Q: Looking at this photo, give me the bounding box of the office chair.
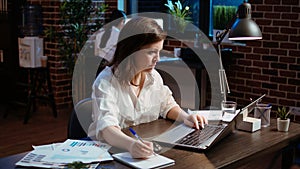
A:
[95,59,108,78]
[289,106,300,122]
[67,98,93,139]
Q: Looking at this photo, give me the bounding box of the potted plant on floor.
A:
[276,106,290,132]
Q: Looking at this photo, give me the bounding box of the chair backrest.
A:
[68,98,93,139]
[289,106,300,122]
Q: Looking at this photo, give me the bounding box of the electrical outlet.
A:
[289,106,300,115]
[0,50,3,63]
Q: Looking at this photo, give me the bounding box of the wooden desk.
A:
[1,119,300,169]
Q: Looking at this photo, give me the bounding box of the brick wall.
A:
[224,0,300,111]
[27,0,69,111]
[26,0,299,114]
[164,0,300,113]
[27,0,117,112]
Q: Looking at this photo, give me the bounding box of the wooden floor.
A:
[0,103,72,158]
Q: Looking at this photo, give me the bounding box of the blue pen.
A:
[129,128,145,143]
[129,128,157,155]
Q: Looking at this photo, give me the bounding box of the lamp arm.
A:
[215,8,239,101]
[218,44,230,102]
[216,9,239,45]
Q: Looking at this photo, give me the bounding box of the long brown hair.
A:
[109,16,166,83]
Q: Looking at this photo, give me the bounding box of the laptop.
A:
[153,94,266,151]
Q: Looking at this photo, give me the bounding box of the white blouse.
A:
[88,66,179,140]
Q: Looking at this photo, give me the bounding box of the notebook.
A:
[153,94,266,151]
[112,152,175,169]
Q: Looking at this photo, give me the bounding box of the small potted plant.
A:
[164,0,191,33]
[276,106,290,132]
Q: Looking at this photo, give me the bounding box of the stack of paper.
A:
[188,109,240,122]
[15,139,113,168]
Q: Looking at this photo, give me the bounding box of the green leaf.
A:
[277,106,290,120]
[47,0,108,74]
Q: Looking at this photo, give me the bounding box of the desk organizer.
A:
[236,109,261,132]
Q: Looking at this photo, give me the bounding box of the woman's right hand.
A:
[128,140,154,158]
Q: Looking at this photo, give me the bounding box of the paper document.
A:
[188,109,240,122]
[112,152,175,169]
[222,109,240,122]
[188,109,223,121]
[16,139,112,168]
[16,142,99,168]
[42,139,113,163]
[16,143,63,168]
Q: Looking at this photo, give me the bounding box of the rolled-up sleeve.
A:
[89,77,121,140]
[159,85,179,119]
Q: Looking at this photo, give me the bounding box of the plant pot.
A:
[173,17,189,33]
[277,118,290,132]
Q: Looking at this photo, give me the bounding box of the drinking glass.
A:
[221,101,237,115]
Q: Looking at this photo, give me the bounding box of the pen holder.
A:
[254,104,271,127]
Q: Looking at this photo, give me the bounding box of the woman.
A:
[88,17,207,158]
[94,10,127,76]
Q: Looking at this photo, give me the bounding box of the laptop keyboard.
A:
[154,124,194,143]
[176,124,225,146]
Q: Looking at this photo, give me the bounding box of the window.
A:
[173,0,243,38]
[209,0,244,37]
[125,0,244,38]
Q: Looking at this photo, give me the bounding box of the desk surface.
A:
[1,118,300,169]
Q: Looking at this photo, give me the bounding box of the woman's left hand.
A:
[184,114,208,129]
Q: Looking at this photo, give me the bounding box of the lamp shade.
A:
[228,2,262,41]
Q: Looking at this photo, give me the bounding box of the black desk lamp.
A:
[215,1,262,101]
